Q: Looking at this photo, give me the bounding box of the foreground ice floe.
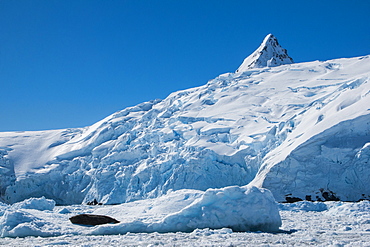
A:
[1,198,370,246]
[0,186,281,238]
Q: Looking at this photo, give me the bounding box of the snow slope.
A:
[0,34,369,205]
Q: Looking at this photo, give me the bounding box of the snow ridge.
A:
[236,34,294,72]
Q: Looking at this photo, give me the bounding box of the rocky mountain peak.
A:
[236,34,294,73]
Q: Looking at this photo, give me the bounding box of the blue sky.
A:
[1,0,369,131]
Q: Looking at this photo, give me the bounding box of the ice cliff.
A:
[0,35,369,205]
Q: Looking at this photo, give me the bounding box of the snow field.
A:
[1,200,369,246]
[0,186,281,238]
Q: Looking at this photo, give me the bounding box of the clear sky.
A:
[1,0,369,131]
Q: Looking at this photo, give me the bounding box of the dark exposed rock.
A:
[87,199,102,205]
[321,191,340,201]
[69,214,120,226]
[285,196,303,203]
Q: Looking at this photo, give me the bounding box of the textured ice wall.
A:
[2,97,258,205]
[253,114,370,202]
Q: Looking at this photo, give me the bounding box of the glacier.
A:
[0,34,369,205]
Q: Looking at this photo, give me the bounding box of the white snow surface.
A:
[0,187,281,238]
[0,35,369,206]
[1,196,370,245]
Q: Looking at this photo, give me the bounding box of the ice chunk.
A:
[155,185,281,232]
[13,197,55,211]
[278,201,328,212]
[0,210,57,237]
[92,186,281,234]
[326,200,370,217]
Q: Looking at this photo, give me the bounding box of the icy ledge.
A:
[0,186,281,237]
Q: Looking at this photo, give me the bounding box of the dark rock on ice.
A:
[321,190,340,201]
[87,199,103,205]
[285,196,303,203]
[69,214,120,226]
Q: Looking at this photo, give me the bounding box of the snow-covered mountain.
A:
[0,34,369,205]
